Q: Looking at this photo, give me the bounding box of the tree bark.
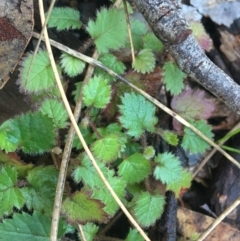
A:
[134,0,240,113]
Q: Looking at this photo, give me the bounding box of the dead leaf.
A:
[0,0,34,88]
[177,207,240,241]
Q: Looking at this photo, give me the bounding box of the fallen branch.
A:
[134,0,240,113]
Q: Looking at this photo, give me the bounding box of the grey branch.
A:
[134,0,240,113]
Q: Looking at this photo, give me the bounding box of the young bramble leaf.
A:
[125,228,144,241]
[171,89,215,121]
[143,146,155,160]
[0,166,25,217]
[62,191,108,224]
[83,75,111,109]
[131,192,165,227]
[73,154,109,188]
[19,51,60,93]
[47,7,81,31]
[92,175,126,216]
[60,53,86,77]
[40,99,69,129]
[80,223,99,241]
[118,153,151,184]
[91,134,121,163]
[119,92,158,138]
[154,153,192,197]
[3,111,56,154]
[133,49,155,74]
[154,153,182,185]
[87,8,128,53]
[22,166,58,213]
[0,212,66,241]
[163,61,186,95]
[181,120,214,154]
[167,169,192,197]
[143,32,164,52]
[95,54,126,81]
[162,130,179,146]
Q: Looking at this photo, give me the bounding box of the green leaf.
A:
[131,192,165,227]
[73,126,94,150]
[2,111,56,154]
[118,153,151,184]
[0,212,66,241]
[73,154,107,187]
[73,155,126,216]
[91,176,126,216]
[162,130,179,146]
[80,223,99,241]
[153,153,192,197]
[61,191,108,224]
[22,166,58,213]
[40,98,69,128]
[60,53,86,77]
[163,61,186,95]
[0,123,18,152]
[143,32,164,52]
[87,7,128,53]
[91,134,122,163]
[83,75,111,108]
[154,153,182,185]
[181,120,214,154]
[167,169,192,197]
[127,19,148,50]
[125,228,144,241]
[94,124,127,153]
[95,53,126,81]
[19,51,60,93]
[143,146,155,160]
[133,49,155,74]
[0,166,25,216]
[119,92,158,138]
[47,7,81,31]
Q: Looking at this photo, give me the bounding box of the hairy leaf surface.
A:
[163,61,186,95]
[118,153,151,184]
[182,120,213,154]
[119,92,158,138]
[40,99,68,128]
[83,75,111,109]
[0,212,66,240]
[87,8,128,53]
[22,166,58,213]
[48,7,81,30]
[0,166,25,216]
[19,51,60,93]
[3,111,56,154]
[134,49,155,74]
[91,134,121,163]
[61,191,108,224]
[154,153,192,196]
[60,53,85,77]
[132,192,165,227]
